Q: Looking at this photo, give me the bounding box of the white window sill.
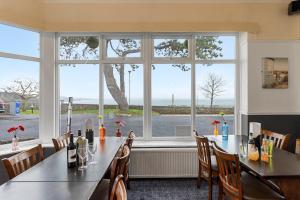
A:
[0,140,53,157]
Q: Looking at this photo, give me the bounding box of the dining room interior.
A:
[1,0,300,200]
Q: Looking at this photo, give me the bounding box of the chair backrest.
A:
[109,145,130,194]
[194,134,212,173]
[262,129,290,151]
[213,143,242,200]
[2,144,44,179]
[125,131,135,151]
[52,132,70,152]
[296,139,300,155]
[110,175,127,200]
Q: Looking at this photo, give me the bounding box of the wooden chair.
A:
[123,131,135,189]
[110,175,127,200]
[213,143,285,200]
[261,129,290,151]
[295,139,300,155]
[2,144,44,179]
[97,145,130,200]
[194,134,219,200]
[52,132,70,152]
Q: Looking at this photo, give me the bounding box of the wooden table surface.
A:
[209,135,300,178]
[208,135,300,199]
[0,137,125,200]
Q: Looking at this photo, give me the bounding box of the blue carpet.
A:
[127,179,219,200]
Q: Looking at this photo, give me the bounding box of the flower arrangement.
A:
[114,119,126,128]
[7,125,25,151]
[211,120,220,137]
[7,125,25,137]
[114,119,126,137]
[219,111,225,122]
[211,120,220,126]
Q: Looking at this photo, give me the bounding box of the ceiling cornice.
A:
[42,0,288,4]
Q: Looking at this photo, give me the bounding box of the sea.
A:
[68,98,235,107]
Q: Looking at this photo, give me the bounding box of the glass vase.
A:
[213,125,219,137]
[12,136,19,151]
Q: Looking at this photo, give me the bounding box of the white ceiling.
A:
[42,0,287,4]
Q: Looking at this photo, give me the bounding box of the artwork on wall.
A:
[262,57,288,89]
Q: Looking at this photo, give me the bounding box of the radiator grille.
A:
[129,148,198,178]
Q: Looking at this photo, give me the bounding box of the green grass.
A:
[21,110,40,115]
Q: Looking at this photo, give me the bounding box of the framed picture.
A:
[262,57,288,89]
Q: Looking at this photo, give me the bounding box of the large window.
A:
[57,33,237,139]
[59,64,99,136]
[152,64,191,137]
[0,24,40,145]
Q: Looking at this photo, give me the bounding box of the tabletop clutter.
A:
[246,122,273,162]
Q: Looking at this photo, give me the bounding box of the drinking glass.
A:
[268,140,274,158]
[239,141,247,158]
[88,143,97,165]
[78,147,88,170]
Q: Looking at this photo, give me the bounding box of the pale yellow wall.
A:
[0,0,44,30]
[1,1,300,40]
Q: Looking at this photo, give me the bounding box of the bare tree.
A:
[200,73,225,111]
[1,79,39,111]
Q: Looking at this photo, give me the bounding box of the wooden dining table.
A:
[0,137,125,200]
[207,135,300,200]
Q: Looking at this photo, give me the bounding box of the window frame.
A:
[56,32,239,141]
[0,23,41,148]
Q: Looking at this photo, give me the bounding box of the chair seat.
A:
[241,173,285,200]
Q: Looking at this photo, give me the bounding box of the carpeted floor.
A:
[127,179,219,200]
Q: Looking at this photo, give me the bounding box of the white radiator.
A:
[129,148,198,178]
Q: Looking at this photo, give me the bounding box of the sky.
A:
[0,23,235,106]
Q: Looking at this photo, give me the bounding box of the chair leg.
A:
[197,162,202,188]
[208,179,213,200]
[126,178,131,190]
[218,181,223,200]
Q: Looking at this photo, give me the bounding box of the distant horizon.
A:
[61,96,235,107]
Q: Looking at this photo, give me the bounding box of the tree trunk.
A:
[103,64,129,111]
[210,96,213,113]
[119,64,125,99]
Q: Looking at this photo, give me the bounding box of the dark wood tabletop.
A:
[11,137,124,182]
[0,137,125,200]
[208,135,300,178]
[0,181,97,200]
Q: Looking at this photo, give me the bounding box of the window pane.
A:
[195,64,235,135]
[195,36,236,60]
[154,38,188,58]
[0,24,40,57]
[59,36,99,60]
[59,64,99,135]
[104,64,143,137]
[152,64,191,137]
[0,58,39,144]
[106,39,141,58]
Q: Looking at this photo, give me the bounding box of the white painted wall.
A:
[247,40,300,114]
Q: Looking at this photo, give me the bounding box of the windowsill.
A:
[0,140,53,157]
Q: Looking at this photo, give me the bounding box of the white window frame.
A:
[55,32,239,141]
[0,23,41,149]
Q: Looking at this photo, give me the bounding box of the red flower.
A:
[211,120,220,125]
[114,119,126,127]
[18,125,25,131]
[7,127,17,133]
